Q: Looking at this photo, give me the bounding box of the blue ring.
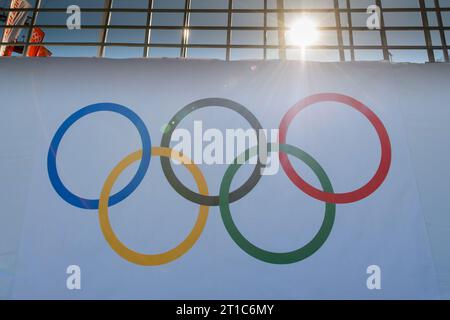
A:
[47,103,152,209]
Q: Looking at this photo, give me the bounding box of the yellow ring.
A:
[98,147,209,266]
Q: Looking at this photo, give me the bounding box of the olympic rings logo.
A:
[47,93,392,265]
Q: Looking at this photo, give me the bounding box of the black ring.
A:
[160,98,266,206]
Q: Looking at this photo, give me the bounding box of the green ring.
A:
[219,143,336,264]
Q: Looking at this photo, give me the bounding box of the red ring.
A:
[279,93,391,204]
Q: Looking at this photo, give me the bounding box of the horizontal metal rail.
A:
[1,25,450,31]
[1,7,450,13]
[1,42,446,50]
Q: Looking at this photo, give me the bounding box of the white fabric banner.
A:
[1,58,449,299]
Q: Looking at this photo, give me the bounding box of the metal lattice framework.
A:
[0,0,449,62]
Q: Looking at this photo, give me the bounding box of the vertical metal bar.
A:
[434,0,448,62]
[143,0,154,58]
[276,0,286,60]
[22,0,41,57]
[263,0,267,60]
[375,0,389,61]
[226,0,232,61]
[98,0,113,57]
[334,0,344,61]
[346,0,355,61]
[180,0,191,58]
[419,0,435,62]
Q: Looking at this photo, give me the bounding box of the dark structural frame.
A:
[0,0,449,62]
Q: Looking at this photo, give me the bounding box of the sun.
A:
[287,17,320,47]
